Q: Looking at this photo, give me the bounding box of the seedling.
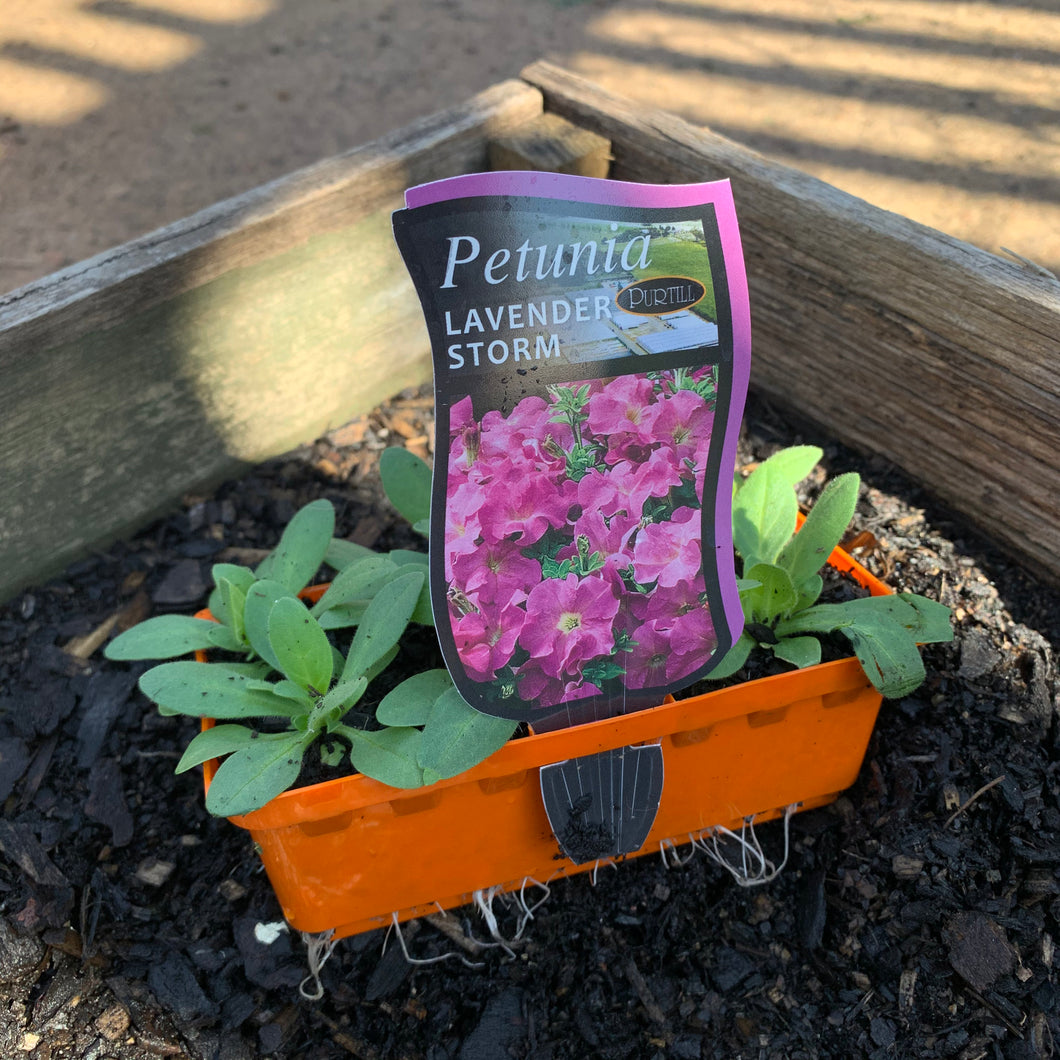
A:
[710,446,952,697]
[105,455,515,816]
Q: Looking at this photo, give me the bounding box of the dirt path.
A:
[1,0,1057,296]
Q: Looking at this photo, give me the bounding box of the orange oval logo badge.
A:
[616,276,706,317]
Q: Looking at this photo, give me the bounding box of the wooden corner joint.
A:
[488,112,612,178]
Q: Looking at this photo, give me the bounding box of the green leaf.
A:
[317,602,369,630]
[175,724,257,773]
[255,499,335,593]
[204,730,311,816]
[732,446,822,569]
[104,616,234,661]
[310,556,398,618]
[895,593,954,643]
[342,571,424,682]
[205,661,272,679]
[377,669,453,727]
[742,563,798,624]
[792,573,824,611]
[772,635,821,669]
[320,741,345,767]
[417,688,517,781]
[732,464,798,570]
[242,579,298,670]
[379,447,432,528]
[207,564,255,629]
[324,537,376,571]
[346,727,425,789]
[773,595,944,698]
[211,578,248,645]
[706,631,754,679]
[777,472,859,585]
[318,675,368,717]
[211,563,256,593]
[843,620,927,699]
[267,597,333,693]
[388,552,432,624]
[140,662,302,719]
[755,445,823,487]
[364,645,399,683]
[247,679,314,709]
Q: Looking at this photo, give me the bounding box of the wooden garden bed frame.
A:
[2,62,1058,602]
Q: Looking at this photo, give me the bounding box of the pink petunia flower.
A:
[451,539,542,607]
[632,507,702,588]
[451,600,525,683]
[520,573,620,680]
[517,661,601,710]
[652,389,713,464]
[475,465,575,546]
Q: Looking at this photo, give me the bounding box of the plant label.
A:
[393,172,751,726]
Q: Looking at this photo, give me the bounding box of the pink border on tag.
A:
[403,171,752,665]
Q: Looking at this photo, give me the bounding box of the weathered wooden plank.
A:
[522,61,1060,580]
[0,80,543,603]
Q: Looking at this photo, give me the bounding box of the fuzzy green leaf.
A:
[310,556,398,618]
[342,571,423,682]
[364,645,399,683]
[379,447,432,528]
[706,631,755,680]
[104,616,239,661]
[246,679,314,709]
[732,465,798,570]
[216,578,249,644]
[755,445,823,487]
[242,579,298,670]
[772,635,822,669]
[267,597,333,693]
[211,563,256,593]
[417,688,517,781]
[792,573,824,611]
[317,602,369,630]
[139,662,302,719]
[346,727,425,789]
[777,472,859,585]
[773,595,940,698]
[207,564,255,629]
[742,563,798,624]
[318,675,368,716]
[377,669,453,727]
[324,537,376,571]
[254,499,334,593]
[204,730,310,816]
[895,593,954,643]
[843,621,927,699]
[387,551,432,624]
[176,724,257,773]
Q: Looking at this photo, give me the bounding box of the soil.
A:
[2,387,1058,1060]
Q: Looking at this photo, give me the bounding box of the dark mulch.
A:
[1,388,1057,1060]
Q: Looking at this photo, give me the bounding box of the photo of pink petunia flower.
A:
[441,368,720,713]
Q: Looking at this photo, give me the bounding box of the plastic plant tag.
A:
[393,172,751,729]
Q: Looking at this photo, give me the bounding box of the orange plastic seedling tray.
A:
[199,541,889,939]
